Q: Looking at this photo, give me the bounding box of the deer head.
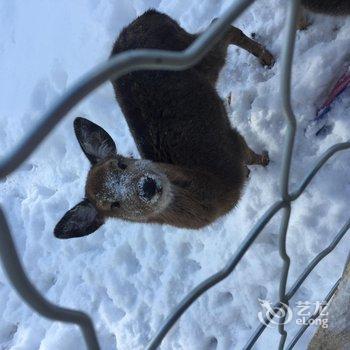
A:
[54,117,172,239]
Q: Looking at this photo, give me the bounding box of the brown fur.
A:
[54,10,272,239]
[302,0,350,15]
[108,10,270,228]
[299,0,350,30]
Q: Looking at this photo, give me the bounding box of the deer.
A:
[54,9,273,239]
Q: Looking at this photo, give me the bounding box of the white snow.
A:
[0,0,349,349]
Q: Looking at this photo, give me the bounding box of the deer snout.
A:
[138,176,162,201]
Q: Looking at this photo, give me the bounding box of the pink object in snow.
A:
[304,66,350,137]
[315,67,350,122]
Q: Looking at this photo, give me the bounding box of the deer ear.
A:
[54,199,104,239]
[74,117,117,164]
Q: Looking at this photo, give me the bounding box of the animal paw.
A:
[259,49,275,68]
[297,14,312,30]
[261,151,270,167]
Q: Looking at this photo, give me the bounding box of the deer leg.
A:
[209,19,274,67]
[246,149,269,167]
[226,26,275,68]
[245,166,251,178]
[237,133,269,167]
[297,7,312,30]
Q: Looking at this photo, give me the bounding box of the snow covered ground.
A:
[0,0,349,349]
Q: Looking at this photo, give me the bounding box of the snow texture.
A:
[0,0,349,349]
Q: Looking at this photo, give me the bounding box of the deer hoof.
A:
[297,16,312,31]
[261,151,270,167]
[245,166,251,178]
[260,49,275,68]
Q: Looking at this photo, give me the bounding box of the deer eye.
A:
[118,161,127,170]
[111,201,120,209]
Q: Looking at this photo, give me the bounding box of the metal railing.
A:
[0,0,349,349]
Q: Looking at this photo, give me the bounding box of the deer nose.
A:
[140,177,160,200]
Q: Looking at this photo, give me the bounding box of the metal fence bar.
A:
[279,0,299,201]
[150,1,349,348]
[285,278,341,350]
[0,0,256,348]
[243,304,282,350]
[277,206,292,350]
[290,141,350,200]
[147,200,285,350]
[0,0,349,349]
[149,141,350,349]
[0,209,100,350]
[0,0,254,179]
[286,218,350,300]
[244,217,350,349]
[277,2,300,347]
